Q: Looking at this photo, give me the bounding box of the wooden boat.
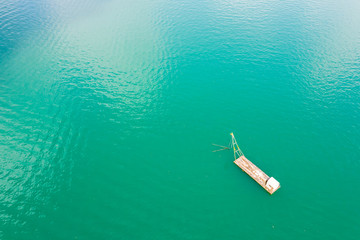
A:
[231,133,280,194]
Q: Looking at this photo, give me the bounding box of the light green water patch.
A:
[0,0,360,239]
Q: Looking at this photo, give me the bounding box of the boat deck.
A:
[234,156,279,194]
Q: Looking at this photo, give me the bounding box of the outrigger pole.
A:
[211,143,229,152]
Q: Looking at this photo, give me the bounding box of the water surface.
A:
[1,0,360,239]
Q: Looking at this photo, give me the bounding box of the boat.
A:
[230,133,280,194]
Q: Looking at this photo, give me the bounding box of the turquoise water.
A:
[1,0,360,239]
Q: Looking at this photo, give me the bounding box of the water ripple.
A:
[1,0,360,239]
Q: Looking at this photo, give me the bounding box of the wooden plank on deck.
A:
[234,156,279,194]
